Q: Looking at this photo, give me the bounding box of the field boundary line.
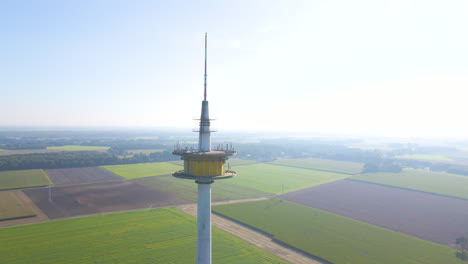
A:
[0,184,51,192]
[267,162,357,175]
[348,178,468,201]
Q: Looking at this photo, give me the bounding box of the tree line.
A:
[0,151,177,171]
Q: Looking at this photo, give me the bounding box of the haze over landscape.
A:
[2,1,468,264]
[2,0,467,137]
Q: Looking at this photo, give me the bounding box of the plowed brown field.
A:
[280,179,468,247]
[45,167,122,185]
[24,180,188,219]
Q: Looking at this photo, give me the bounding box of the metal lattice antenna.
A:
[204,33,208,101]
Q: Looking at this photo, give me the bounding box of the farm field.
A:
[0,191,36,221]
[396,154,453,162]
[24,180,187,219]
[0,207,289,264]
[225,158,258,167]
[45,167,122,185]
[280,179,468,246]
[352,168,468,199]
[0,169,52,190]
[228,164,349,194]
[169,158,257,167]
[136,175,272,202]
[101,162,181,179]
[213,199,461,264]
[271,158,364,174]
[47,145,109,151]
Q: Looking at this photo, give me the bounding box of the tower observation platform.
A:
[172,33,236,264]
[172,148,237,183]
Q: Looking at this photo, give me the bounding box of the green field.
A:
[228,164,349,194]
[136,175,272,202]
[0,207,289,264]
[169,158,257,167]
[271,158,364,174]
[225,158,258,167]
[396,154,453,162]
[101,162,182,179]
[0,192,36,221]
[352,168,468,199]
[213,199,461,264]
[0,169,52,190]
[47,145,110,151]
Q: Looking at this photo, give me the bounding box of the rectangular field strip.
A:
[0,207,289,264]
[0,192,36,221]
[101,162,182,179]
[169,158,257,167]
[228,163,349,194]
[271,158,364,174]
[213,199,460,264]
[352,168,468,199]
[0,169,52,190]
[47,145,109,151]
[135,175,272,202]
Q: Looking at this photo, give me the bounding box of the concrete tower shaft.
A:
[198,101,211,152]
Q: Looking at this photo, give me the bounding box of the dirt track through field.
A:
[177,198,324,264]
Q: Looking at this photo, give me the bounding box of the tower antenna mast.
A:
[204,32,208,101]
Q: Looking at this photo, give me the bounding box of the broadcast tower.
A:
[172,33,236,264]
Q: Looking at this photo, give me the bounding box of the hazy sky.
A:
[1,0,467,138]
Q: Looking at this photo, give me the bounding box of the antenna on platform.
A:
[204,32,208,101]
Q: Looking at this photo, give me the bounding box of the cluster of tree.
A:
[107,139,169,155]
[387,143,458,157]
[456,236,468,261]
[0,137,107,150]
[0,151,177,171]
[234,140,385,165]
[1,141,49,150]
[431,163,468,176]
[362,160,402,173]
[120,151,176,164]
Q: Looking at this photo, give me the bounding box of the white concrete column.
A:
[198,101,211,152]
[197,182,212,264]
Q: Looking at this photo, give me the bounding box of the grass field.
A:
[0,207,289,264]
[395,154,453,162]
[352,168,468,199]
[135,175,272,202]
[228,164,349,194]
[169,158,257,167]
[0,192,36,221]
[0,169,52,190]
[47,145,109,151]
[226,158,258,167]
[271,158,364,174]
[213,199,461,264]
[101,162,182,179]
